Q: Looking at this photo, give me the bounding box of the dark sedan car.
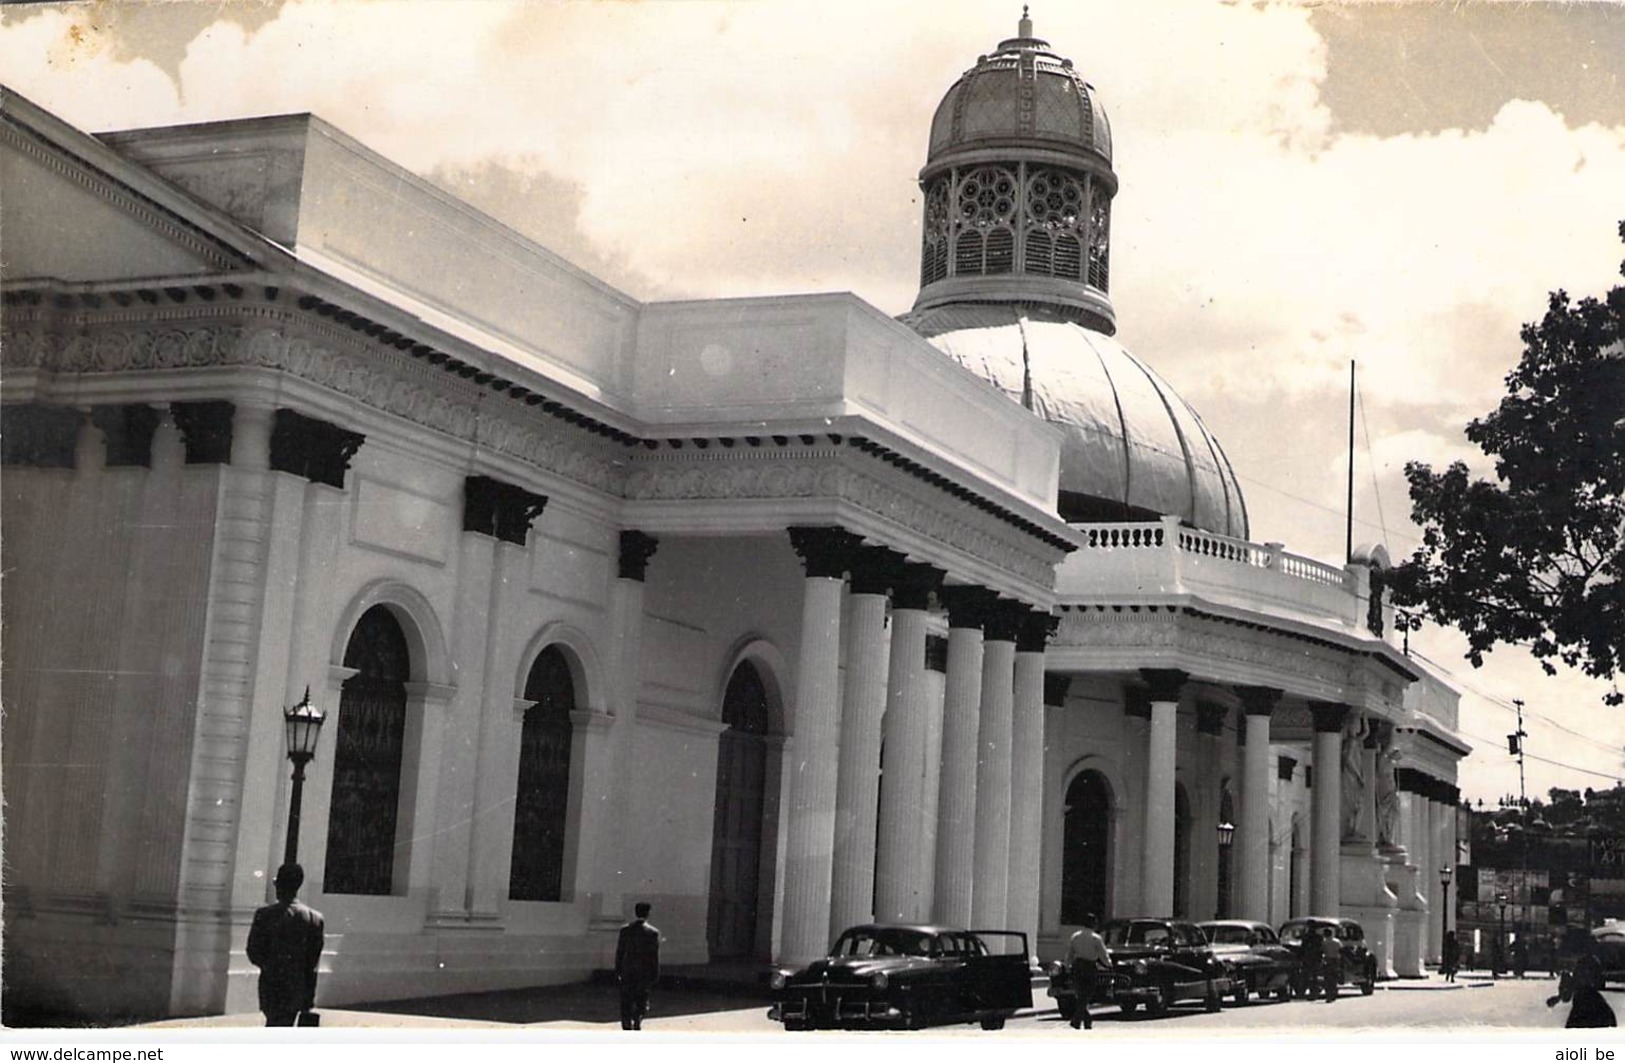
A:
[768,924,1032,1031]
[1049,918,1229,1018]
[1279,916,1377,996]
[1198,919,1297,1003]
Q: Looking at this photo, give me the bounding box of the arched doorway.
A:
[325,604,411,896]
[707,660,769,958]
[509,645,575,902]
[1173,782,1192,918]
[1062,770,1112,923]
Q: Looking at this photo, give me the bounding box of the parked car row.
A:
[1047,915,1377,1022]
[765,914,1381,1032]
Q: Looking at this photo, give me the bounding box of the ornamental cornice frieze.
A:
[2,309,627,496]
[624,449,1056,587]
[1053,604,1350,693]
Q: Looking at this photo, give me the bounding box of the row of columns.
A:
[780,527,1051,964]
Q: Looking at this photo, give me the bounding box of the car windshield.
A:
[1279,922,1323,944]
[1103,921,1172,947]
[1205,926,1257,945]
[831,928,935,958]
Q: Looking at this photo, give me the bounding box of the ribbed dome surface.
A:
[907,304,1249,538]
[925,30,1112,170]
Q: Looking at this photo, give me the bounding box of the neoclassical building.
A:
[0,15,1465,1022]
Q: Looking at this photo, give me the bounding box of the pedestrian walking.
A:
[1551,949,1617,1028]
[1440,930,1459,982]
[1319,926,1342,1002]
[1063,913,1112,1030]
[245,864,325,1027]
[1511,935,1529,979]
[615,901,662,1031]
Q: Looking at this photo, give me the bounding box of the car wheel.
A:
[1119,1001,1139,1014]
[1276,984,1292,1002]
[980,1016,1005,1031]
[1146,984,1170,1017]
[1361,979,1375,996]
[1232,981,1249,1005]
[1205,983,1222,1013]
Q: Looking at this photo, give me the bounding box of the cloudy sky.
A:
[3,0,1621,808]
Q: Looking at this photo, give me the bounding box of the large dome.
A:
[906,304,1249,540]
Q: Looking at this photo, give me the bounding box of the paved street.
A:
[133,974,1619,1036]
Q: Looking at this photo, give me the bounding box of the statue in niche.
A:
[1340,711,1370,841]
[1375,723,1402,848]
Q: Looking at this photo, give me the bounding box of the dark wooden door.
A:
[1061,770,1110,923]
[707,662,768,958]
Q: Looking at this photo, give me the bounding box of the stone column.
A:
[970,602,1021,927]
[592,532,657,930]
[1008,609,1051,941]
[1309,702,1349,916]
[1196,700,1228,920]
[932,585,995,926]
[1236,687,1280,923]
[874,561,943,922]
[1140,669,1187,918]
[828,547,898,936]
[780,526,860,964]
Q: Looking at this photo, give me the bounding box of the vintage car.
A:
[1197,919,1297,1003]
[768,923,1033,1031]
[1591,924,1625,982]
[1049,918,1229,1017]
[1278,916,1377,996]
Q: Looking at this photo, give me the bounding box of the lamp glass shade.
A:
[284,690,326,759]
[1440,865,1453,884]
[1216,820,1235,848]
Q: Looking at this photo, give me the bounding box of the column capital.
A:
[848,544,906,596]
[1236,685,1283,717]
[270,408,365,488]
[1395,766,1431,794]
[890,560,944,611]
[983,599,1027,643]
[1277,755,1298,782]
[1196,700,1228,737]
[787,525,863,579]
[1140,668,1189,704]
[1308,700,1351,733]
[1124,685,1151,719]
[1015,609,1058,653]
[1043,673,1071,708]
[618,530,660,581]
[939,583,998,629]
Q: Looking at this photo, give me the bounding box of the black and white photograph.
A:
[1,0,1621,1051]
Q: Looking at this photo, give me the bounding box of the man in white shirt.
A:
[1064,913,1113,1029]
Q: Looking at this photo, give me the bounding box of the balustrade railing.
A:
[1067,519,1353,593]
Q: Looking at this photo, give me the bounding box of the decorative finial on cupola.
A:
[1019,5,1033,39]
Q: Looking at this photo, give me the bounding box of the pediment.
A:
[1,100,250,286]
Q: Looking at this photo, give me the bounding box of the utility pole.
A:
[1509,700,1529,937]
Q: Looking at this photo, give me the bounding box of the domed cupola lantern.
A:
[904,12,1249,539]
[913,7,1117,334]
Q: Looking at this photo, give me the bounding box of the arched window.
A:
[324,605,411,896]
[509,646,575,902]
[1061,770,1111,924]
[707,660,769,958]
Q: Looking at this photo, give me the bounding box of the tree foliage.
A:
[1390,221,1625,705]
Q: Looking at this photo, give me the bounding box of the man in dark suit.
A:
[246,863,325,1027]
[615,901,662,1030]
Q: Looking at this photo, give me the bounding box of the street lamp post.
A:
[1496,891,1510,979]
[282,686,327,867]
[1216,821,1235,919]
[1439,865,1453,968]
